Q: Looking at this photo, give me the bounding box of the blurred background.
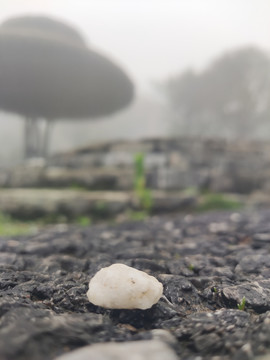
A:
[0,0,269,164]
[0,0,269,234]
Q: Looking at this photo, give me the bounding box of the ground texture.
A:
[1,209,270,359]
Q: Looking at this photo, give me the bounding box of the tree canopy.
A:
[163,47,270,138]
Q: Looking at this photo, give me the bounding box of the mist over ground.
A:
[0,0,269,165]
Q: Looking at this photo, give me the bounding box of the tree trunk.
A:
[24,117,53,160]
[24,117,35,159]
[42,119,53,159]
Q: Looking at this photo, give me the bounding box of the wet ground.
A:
[1,209,270,359]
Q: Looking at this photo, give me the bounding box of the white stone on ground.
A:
[54,340,178,360]
[87,263,163,309]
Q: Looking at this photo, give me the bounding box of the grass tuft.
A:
[197,192,242,212]
[237,296,246,311]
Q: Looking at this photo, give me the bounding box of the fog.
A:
[1,0,269,90]
[0,0,269,164]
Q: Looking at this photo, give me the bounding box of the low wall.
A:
[1,137,270,194]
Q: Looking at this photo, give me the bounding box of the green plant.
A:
[0,212,37,237]
[182,187,199,196]
[39,213,68,225]
[96,200,106,210]
[237,296,246,311]
[134,153,145,186]
[91,200,111,219]
[76,216,92,226]
[188,263,195,271]
[197,192,242,212]
[134,152,153,212]
[127,210,148,221]
[69,182,87,191]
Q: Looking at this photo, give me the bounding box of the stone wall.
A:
[1,136,270,194]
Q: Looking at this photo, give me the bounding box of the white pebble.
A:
[87,263,163,309]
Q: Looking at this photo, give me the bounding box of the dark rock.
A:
[222,280,270,312]
[0,188,197,220]
[4,136,270,196]
[0,308,113,360]
[2,209,270,359]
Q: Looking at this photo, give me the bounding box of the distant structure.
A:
[0,16,134,158]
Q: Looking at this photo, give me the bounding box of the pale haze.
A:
[0,0,269,163]
[0,0,269,93]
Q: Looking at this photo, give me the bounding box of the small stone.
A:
[230,212,242,223]
[208,222,228,234]
[87,263,163,309]
[150,329,177,345]
[54,340,178,360]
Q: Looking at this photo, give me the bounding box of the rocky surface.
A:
[54,339,179,360]
[2,136,270,194]
[1,209,270,359]
[0,188,196,220]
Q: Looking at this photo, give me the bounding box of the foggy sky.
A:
[0,0,269,94]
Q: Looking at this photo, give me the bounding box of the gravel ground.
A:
[1,209,270,359]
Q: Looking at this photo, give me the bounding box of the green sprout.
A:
[76,216,92,227]
[93,200,109,217]
[134,153,153,212]
[188,263,195,271]
[197,192,242,212]
[127,210,148,221]
[0,212,37,237]
[237,296,246,311]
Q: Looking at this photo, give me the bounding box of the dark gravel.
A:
[1,209,270,359]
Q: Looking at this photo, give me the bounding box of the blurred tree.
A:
[163,47,270,138]
[0,16,134,159]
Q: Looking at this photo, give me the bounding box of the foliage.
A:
[76,216,92,226]
[95,200,107,212]
[69,182,87,191]
[0,211,93,237]
[197,192,242,212]
[0,213,37,237]
[127,210,149,221]
[182,187,199,197]
[134,153,153,212]
[162,46,270,138]
[237,296,246,311]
